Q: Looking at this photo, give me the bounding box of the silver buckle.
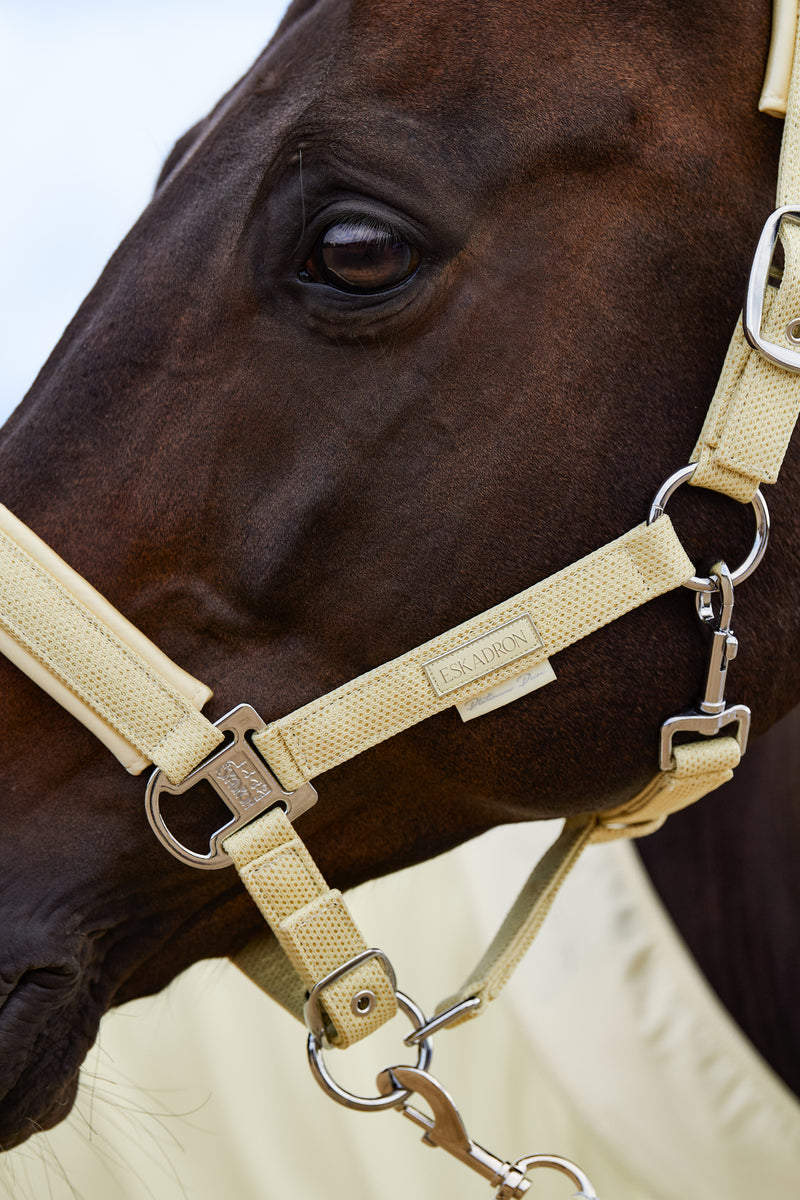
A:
[304,948,398,1046]
[743,204,800,370]
[145,703,317,869]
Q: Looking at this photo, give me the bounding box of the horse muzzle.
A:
[0,950,90,1149]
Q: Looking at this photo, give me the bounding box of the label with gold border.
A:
[422,614,545,698]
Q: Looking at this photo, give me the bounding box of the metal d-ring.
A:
[306,991,433,1112]
[648,463,770,592]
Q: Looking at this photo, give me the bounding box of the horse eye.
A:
[301,218,420,292]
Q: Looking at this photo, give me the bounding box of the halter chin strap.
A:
[3,7,800,1054]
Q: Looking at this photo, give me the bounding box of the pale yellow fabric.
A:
[778,4,800,205]
[436,814,596,1018]
[10,824,800,1200]
[255,518,693,790]
[232,739,737,1033]
[592,736,741,842]
[760,0,798,116]
[690,238,800,500]
[0,509,221,784]
[692,6,800,500]
[435,738,738,1021]
[225,808,397,1047]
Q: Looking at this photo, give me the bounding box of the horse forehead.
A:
[332,0,656,108]
[223,0,644,210]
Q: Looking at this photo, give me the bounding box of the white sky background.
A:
[0,0,289,424]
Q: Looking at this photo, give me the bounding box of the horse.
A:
[1,0,799,1166]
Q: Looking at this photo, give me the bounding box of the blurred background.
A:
[0,0,288,423]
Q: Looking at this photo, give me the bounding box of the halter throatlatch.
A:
[3,7,800,1196]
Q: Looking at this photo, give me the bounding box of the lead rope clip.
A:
[659,560,751,770]
[308,990,599,1195]
[376,1064,600,1199]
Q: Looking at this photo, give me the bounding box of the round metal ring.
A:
[647,463,770,593]
[306,991,433,1112]
[510,1154,598,1199]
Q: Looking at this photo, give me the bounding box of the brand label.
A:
[215,757,273,811]
[422,613,545,697]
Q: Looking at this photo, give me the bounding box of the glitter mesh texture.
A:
[226,809,397,1047]
[692,16,800,500]
[254,519,693,789]
[0,528,220,783]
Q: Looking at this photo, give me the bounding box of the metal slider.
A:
[145,703,317,869]
[404,996,481,1045]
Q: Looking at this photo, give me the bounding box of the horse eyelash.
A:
[298,147,307,246]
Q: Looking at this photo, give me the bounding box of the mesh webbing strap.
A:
[0,505,221,784]
[232,738,739,1030]
[254,519,693,789]
[432,736,740,1024]
[590,735,741,842]
[691,10,800,501]
[224,808,397,1048]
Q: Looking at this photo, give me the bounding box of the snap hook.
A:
[377,1064,599,1198]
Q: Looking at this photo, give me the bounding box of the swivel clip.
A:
[659,562,751,770]
[376,1065,599,1198]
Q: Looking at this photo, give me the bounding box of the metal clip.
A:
[659,562,751,770]
[145,703,317,869]
[376,1065,599,1198]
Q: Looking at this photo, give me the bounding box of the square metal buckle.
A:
[743,204,800,371]
[145,703,317,869]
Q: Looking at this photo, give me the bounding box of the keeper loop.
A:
[304,948,397,1046]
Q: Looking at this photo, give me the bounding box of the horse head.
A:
[0,0,795,1149]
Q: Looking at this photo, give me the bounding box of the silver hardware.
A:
[744,205,800,370]
[659,562,751,770]
[304,949,397,1046]
[786,318,800,344]
[377,1065,599,1199]
[648,463,770,592]
[379,1065,530,1193]
[351,990,376,1016]
[496,1155,600,1199]
[404,995,481,1045]
[145,703,317,869]
[307,991,433,1112]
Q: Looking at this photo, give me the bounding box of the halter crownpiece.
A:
[2,4,800,1194]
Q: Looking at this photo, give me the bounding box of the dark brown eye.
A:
[301,218,420,292]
